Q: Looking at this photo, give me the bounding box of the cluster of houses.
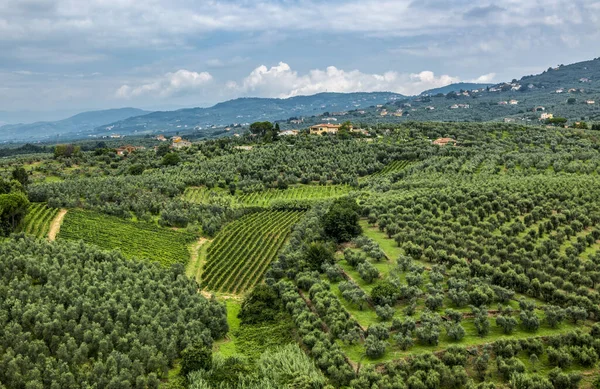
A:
[498,100,519,106]
[115,145,145,156]
[450,104,470,109]
[155,135,192,148]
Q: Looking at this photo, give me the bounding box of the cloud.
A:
[469,73,496,83]
[228,62,479,97]
[116,69,212,99]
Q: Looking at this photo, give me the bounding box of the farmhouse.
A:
[587,100,596,105]
[432,137,457,147]
[116,145,145,155]
[155,135,167,141]
[172,140,192,149]
[509,100,519,105]
[540,113,554,120]
[498,101,508,105]
[278,130,299,136]
[310,124,343,135]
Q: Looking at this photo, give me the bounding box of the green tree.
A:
[322,197,362,243]
[11,167,29,186]
[181,343,212,377]
[162,152,181,166]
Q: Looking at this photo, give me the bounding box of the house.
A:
[432,138,457,147]
[171,136,182,143]
[234,145,253,151]
[331,111,348,116]
[425,106,435,111]
[540,113,554,120]
[289,118,304,125]
[110,134,122,139]
[116,145,145,156]
[155,135,167,141]
[172,141,192,149]
[555,89,564,94]
[504,118,516,123]
[278,130,299,136]
[586,100,595,105]
[310,123,342,135]
[568,88,577,93]
[498,101,508,105]
[350,128,369,136]
[534,106,546,112]
[380,109,388,116]
[450,104,459,109]
[393,110,403,117]
[509,100,519,105]
[580,78,591,83]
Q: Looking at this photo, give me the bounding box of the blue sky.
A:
[1,0,599,114]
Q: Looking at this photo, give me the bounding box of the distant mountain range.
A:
[93,92,405,137]
[1,57,599,143]
[0,108,149,143]
[420,83,494,96]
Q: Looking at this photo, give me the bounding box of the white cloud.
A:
[469,73,496,83]
[116,69,212,99]
[229,62,474,97]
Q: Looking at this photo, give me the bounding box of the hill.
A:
[94,92,405,136]
[0,107,149,142]
[420,82,494,96]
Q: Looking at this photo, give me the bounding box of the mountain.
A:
[420,83,494,96]
[94,92,405,136]
[0,108,150,142]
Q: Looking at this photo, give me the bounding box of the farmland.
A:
[202,210,304,294]
[17,202,59,239]
[184,184,352,207]
[58,209,197,266]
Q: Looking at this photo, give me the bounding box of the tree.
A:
[181,343,213,376]
[365,335,386,358]
[375,304,394,321]
[520,310,540,331]
[567,97,576,105]
[529,354,539,372]
[11,167,28,186]
[161,152,181,166]
[238,284,282,324]
[543,305,566,328]
[322,197,362,243]
[304,242,334,271]
[566,306,588,324]
[358,261,379,283]
[156,143,171,157]
[249,121,277,141]
[370,280,398,306]
[496,315,518,334]
[0,192,29,235]
[472,306,490,337]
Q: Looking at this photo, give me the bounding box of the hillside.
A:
[0,107,149,142]
[420,82,494,96]
[94,92,405,136]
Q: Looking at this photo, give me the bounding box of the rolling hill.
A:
[420,82,494,96]
[0,108,149,142]
[93,92,405,137]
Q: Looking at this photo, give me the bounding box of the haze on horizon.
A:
[1,0,599,117]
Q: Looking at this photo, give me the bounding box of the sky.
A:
[1,0,599,118]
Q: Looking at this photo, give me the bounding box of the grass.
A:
[214,299,242,358]
[59,209,197,266]
[341,316,589,366]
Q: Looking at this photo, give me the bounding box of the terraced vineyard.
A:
[18,203,59,239]
[236,185,351,206]
[59,209,196,266]
[371,160,413,177]
[202,210,304,294]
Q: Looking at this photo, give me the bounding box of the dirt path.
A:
[186,237,209,281]
[48,209,68,241]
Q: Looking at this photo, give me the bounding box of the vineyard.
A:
[184,184,352,207]
[58,209,197,266]
[236,185,351,206]
[18,203,59,239]
[202,210,304,294]
[370,160,413,177]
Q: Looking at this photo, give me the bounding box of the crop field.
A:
[236,185,351,206]
[202,210,304,294]
[58,209,197,266]
[371,160,413,177]
[18,203,59,239]
[184,184,351,207]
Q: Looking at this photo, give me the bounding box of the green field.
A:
[202,210,303,294]
[184,184,351,207]
[58,209,197,266]
[236,185,352,206]
[371,160,413,177]
[18,203,59,239]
